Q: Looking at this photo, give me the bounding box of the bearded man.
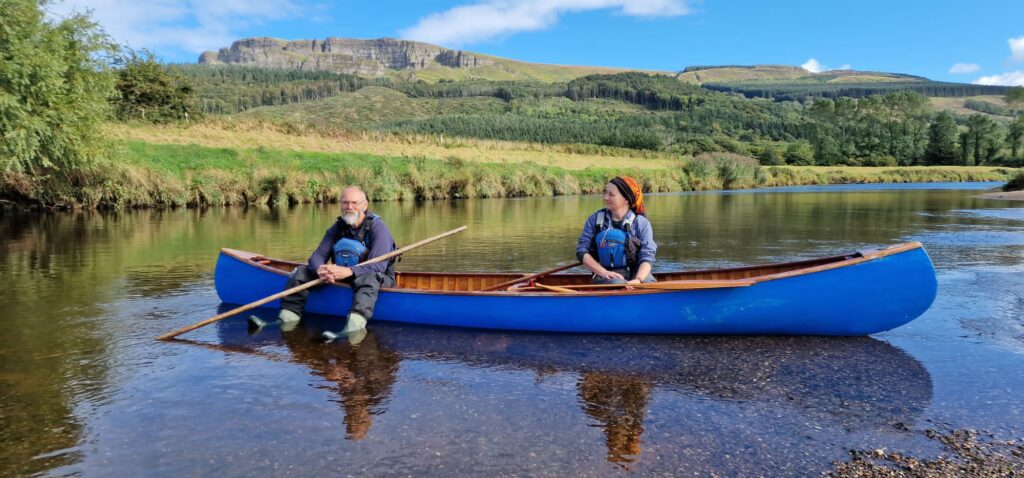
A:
[256,186,396,337]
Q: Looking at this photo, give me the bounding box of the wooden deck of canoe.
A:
[233,243,921,295]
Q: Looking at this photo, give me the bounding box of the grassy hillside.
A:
[107,122,677,171]
[676,65,921,85]
[681,65,1008,101]
[174,70,1023,168]
[389,55,653,83]
[236,86,509,128]
[929,96,1016,119]
[161,66,1024,172]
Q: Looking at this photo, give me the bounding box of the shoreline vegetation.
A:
[1,122,1017,211]
[977,170,1024,201]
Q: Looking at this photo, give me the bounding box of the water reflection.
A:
[577,373,651,466]
[2,184,1015,475]
[214,314,932,467]
[282,327,399,440]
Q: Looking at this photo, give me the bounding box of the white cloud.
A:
[801,58,850,73]
[1011,35,1024,62]
[45,0,304,56]
[399,0,690,46]
[949,63,980,74]
[801,58,824,73]
[973,71,1024,86]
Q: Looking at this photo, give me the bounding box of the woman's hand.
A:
[597,269,625,281]
[624,278,641,290]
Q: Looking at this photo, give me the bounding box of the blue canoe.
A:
[214,242,937,335]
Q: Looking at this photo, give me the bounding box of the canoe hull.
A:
[214,246,937,335]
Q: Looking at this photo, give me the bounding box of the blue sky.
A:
[49,0,1024,85]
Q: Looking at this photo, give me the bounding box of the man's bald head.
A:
[341,186,368,204]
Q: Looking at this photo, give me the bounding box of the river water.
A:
[2,182,1022,476]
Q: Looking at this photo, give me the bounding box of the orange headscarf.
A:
[610,176,646,216]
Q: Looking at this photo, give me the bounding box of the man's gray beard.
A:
[341,212,360,226]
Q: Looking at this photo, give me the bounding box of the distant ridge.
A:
[199,37,492,76]
[676,65,927,85]
[198,37,645,82]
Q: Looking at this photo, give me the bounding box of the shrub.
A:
[784,141,815,165]
[1004,171,1024,191]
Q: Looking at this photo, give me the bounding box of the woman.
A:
[576,176,657,285]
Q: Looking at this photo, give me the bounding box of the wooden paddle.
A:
[518,279,757,292]
[155,225,469,341]
[477,261,583,292]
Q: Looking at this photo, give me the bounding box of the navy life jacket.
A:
[332,215,373,267]
[594,209,637,269]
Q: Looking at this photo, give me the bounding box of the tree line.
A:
[703,81,1010,102]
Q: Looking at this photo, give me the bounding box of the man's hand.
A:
[624,278,641,290]
[317,264,354,283]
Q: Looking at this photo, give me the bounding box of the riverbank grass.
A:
[113,141,1016,208]
[2,121,1019,209]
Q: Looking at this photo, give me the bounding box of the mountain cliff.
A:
[199,37,493,76]
[197,37,645,82]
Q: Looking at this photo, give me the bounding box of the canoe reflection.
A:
[215,312,932,465]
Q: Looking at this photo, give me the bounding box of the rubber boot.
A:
[341,312,367,334]
[322,312,367,343]
[248,309,301,331]
[278,309,300,332]
[247,315,271,330]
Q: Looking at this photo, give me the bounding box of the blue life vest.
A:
[332,216,372,267]
[594,209,636,269]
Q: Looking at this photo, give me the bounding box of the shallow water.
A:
[1,182,1022,476]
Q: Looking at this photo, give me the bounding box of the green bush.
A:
[114,49,203,123]
[784,141,815,165]
[0,0,117,175]
[1004,172,1024,191]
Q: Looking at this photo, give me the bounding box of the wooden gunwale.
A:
[219,242,922,297]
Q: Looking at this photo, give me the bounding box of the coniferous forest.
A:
[168,66,1024,167]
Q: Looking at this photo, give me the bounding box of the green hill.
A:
[676,65,923,84]
[237,86,509,127]
[386,54,652,83]
[679,65,1007,101]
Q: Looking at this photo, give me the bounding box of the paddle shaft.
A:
[478,261,582,292]
[155,225,468,341]
[522,279,756,291]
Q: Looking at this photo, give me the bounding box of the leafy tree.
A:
[924,111,959,165]
[756,146,784,165]
[959,131,970,166]
[964,114,1001,165]
[114,50,202,123]
[964,99,1011,116]
[784,141,815,165]
[1006,87,1024,109]
[1007,115,1024,161]
[0,0,117,174]
[810,134,844,165]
